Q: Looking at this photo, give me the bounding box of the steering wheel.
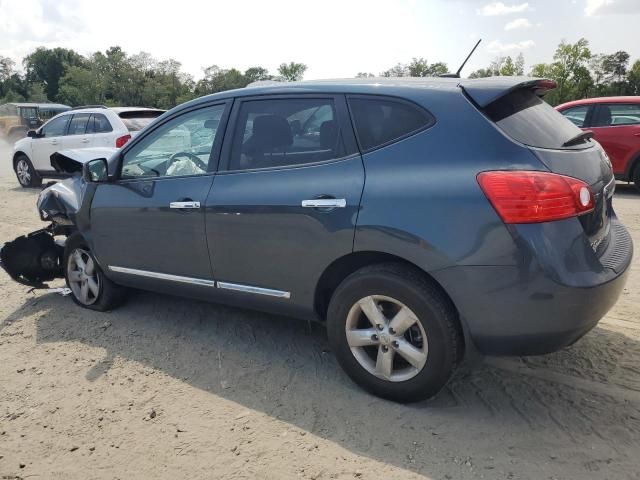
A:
[166,151,208,172]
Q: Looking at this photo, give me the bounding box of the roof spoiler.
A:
[459,77,557,108]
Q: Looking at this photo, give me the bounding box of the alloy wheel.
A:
[67,248,101,305]
[345,295,428,382]
[16,159,31,186]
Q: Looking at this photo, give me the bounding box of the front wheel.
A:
[327,263,462,403]
[64,234,126,311]
[14,155,42,188]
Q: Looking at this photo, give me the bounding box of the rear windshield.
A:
[118,111,163,131]
[485,89,591,150]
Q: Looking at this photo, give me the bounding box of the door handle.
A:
[81,138,90,143]
[301,198,347,208]
[50,140,58,145]
[170,201,201,209]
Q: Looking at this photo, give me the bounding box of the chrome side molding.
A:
[108,266,216,287]
[217,281,291,299]
[108,266,291,299]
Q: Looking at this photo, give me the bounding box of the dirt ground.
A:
[0,139,639,480]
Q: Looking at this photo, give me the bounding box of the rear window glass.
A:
[348,97,434,152]
[486,89,589,149]
[119,111,163,131]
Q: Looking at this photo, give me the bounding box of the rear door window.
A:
[559,105,590,128]
[485,89,590,149]
[347,96,434,152]
[593,104,640,127]
[87,113,113,133]
[67,113,91,135]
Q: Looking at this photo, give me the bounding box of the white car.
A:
[11,106,165,187]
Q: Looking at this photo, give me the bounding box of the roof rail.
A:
[70,105,108,110]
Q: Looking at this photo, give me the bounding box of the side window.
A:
[67,113,91,135]
[348,96,434,152]
[229,98,345,171]
[121,104,225,179]
[41,115,70,137]
[86,113,113,133]
[609,104,640,126]
[560,105,589,128]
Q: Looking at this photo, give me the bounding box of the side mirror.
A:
[27,130,37,138]
[83,158,109,183]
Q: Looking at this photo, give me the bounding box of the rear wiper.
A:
[562,130,594,147]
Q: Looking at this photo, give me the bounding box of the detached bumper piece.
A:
[0,230,64,288]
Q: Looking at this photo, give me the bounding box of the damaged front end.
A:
[0,148,115,288]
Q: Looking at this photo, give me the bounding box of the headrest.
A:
[252,115,293,149]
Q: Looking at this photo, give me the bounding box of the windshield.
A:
[485,89,592,150]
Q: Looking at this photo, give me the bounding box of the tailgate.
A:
[468,77,616,253]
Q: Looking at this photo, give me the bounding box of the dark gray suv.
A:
[0,77,633,402]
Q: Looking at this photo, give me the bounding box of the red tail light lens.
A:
[477,171,594,224]
[115,134,131,148]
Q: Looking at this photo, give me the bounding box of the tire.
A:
[63,233,126,311]
[14,155,42,188]
[327,263,462,403]
[633,163,640,193]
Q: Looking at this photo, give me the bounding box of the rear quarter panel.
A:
[354,89,544,270]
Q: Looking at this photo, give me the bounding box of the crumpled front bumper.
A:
[0,230,64,288]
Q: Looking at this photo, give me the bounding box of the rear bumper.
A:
[434,219,633,356]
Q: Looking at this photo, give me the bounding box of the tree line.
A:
[1,38,638,109]
[0,47,308,109]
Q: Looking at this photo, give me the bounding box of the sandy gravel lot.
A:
[0,139,639,480]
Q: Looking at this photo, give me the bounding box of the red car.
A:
[556,97,640,190]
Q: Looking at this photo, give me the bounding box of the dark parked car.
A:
[556,96,640,190]
[0,77,633,402]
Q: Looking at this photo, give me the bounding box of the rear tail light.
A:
[115,134,131,148]
[477,171,594,224]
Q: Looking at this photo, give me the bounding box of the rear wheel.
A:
[64,234,126,311]
[14,155,42,188]
[327,263,462,403]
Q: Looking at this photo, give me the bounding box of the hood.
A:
[50,147,119,175]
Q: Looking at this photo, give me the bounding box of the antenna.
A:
[440,39,482,78]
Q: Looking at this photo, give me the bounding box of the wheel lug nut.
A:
[377,324,384,331]
[389,327,396,335]
[392,341,399,348]
[371,334,378,341]
[382,346,389,352]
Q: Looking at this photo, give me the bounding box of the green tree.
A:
[628,60,640,95]
[195,66,250,95]
[406,58,448,77]
[23,47,85,100]
[381,63,407,77]
[27,83,48,102]
[277,62,307,82]
[0,56,15,82]
[244,67,271,83]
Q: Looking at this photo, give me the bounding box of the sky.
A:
[0,0,639,80]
